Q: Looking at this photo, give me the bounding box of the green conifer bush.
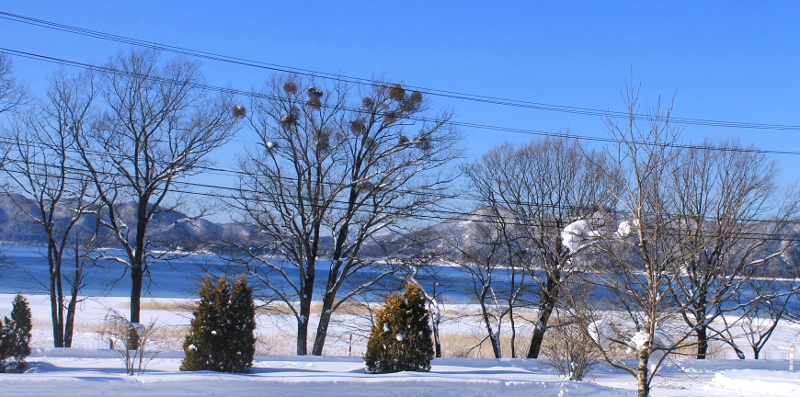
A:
[225,275,256,372]
[0,294,32,372]
[364,283,434,373]
[181,275,256,373]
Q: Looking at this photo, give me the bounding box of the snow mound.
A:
[712,369,800,396]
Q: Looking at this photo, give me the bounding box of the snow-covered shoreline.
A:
[1,294,800,396]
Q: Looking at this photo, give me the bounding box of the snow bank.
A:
[712,369,800,396]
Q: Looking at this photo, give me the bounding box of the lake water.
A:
[6,245,783,308]
[0,245,215,298]
[0,245,483,303]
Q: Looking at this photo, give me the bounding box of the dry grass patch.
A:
[118,299,195,312]
[255,333,298,355]
[255,301,375,317]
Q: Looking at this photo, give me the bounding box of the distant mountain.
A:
[389,206,800,274]
[0,193,252,251]
[2,192,798,274]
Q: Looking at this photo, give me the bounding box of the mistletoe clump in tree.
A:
[0,294,32,373]
[181,275,256,373]
[365,283,434,373]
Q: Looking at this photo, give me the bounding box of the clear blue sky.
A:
[2,1,800,195]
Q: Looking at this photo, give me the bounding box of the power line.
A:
[3,156,800,244]
[4,47,800,159]
[4,10,800,133]
[0,127,794,229]
[1,49,799,238]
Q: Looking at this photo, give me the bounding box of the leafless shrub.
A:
[99,309,165,375]
[541,320,601,380]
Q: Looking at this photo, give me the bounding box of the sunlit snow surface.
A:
[1,294,799,397]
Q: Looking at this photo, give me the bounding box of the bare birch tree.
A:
[1,70,102,347]
[464,137,614,358]
[227,75,459,355]
[74,50,240,346]
[585,87,798,397]
[585,90,691,397]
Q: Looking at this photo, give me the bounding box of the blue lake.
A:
[0,245,485,303]
[5,245,783,308]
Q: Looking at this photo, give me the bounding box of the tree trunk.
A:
[129,263,143,350]
[64,256,83,348]
[49,263,64,348]
[296,280,314,355]
[693,294,708,360]
[509,303,517,358]
[478,282,502,358]
[311,292,337,356]
[64,293,78,348]
[431,305,442,358]
[129,201,149,350]
[696,326,708,359]
[526,274,560,359]
[637,351,650,397]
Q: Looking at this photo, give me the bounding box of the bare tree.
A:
[464,137,614,358]
[0,53,26,115]
[584,87,798,397]
[733,276,797,359]
[668,140,798,359]
[1,70,100,347]
[74,50,241,346]
[585,90,691,397]
[444,207,531,358]
[227,75,459,355]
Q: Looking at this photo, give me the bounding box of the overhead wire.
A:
[3,155,800,245]
[4,47,800,159]
[0,37,799,242]
[3,10,800,132]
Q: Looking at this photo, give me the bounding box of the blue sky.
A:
[2,1,800,193]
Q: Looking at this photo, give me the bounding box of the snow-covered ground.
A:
[1,294,799,397]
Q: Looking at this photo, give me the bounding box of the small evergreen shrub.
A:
[0,294,32,373]
[225,275,256,372]
[364,283,434,373]
[181,275,256,373]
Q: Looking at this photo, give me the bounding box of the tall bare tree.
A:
[585,91,691,397]
[585,87,798,396]
[228,75,459,355]
[669,140,798,359]
[0,53,27,277]
[1,70,99,347]
[464,137,614,358]
[74,50,240,344]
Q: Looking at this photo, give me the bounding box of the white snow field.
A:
[1,294,799,397]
